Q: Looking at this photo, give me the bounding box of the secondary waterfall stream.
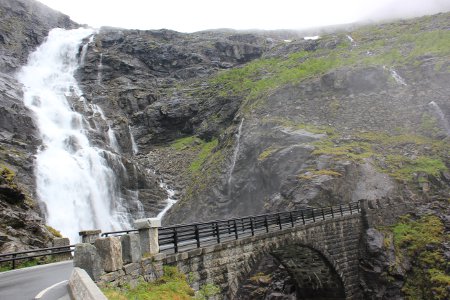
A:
[17,28,135,243]
[227,118,244,196]
[429,101,450,136]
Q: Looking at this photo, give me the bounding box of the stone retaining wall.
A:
[74,214,363,299]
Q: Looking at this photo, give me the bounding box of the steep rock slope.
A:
[0,0,77,252]
[166,13,450,222]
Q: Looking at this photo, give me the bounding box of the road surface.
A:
[0,260,73,300]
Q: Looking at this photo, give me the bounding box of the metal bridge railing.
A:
[0,244,74,270]
[0,202,360,270]
[103,201,361,254]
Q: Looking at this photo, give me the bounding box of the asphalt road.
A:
[0,260,73,300]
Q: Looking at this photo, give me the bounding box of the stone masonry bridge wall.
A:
[75,214,364,299]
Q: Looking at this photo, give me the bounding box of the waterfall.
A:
[129,125,139,155]
[384,66,407,86]
[346,35,355,43]
[147,168,177,220]
[428,101,450,136]
[17,28,133,243]
[227,118,244,195]
[156,181,176,220]
[107,127,121,153]
[97,53,103,84]
[79,35,94,66]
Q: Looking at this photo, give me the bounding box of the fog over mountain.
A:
[36,0,450,32]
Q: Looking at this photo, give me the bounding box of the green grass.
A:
[169,135,225,204]
[189,139,218,172]
[312,140,374,161]
[102,266,195,300]
[258,146,280,161]
[46,225,62,238]
[310,131,449,184]
[0,256,61,272]
[384,155,447,181]
[205,16,450,112]
[102,266,221,300]
[171,136,201,151]
[392,215,450,300]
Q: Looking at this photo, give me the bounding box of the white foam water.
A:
[156,181,176,220]
[429,101,450,136]
[129,125,139,155]
[17,28,132,243]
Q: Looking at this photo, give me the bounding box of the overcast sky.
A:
[37,0,450,33]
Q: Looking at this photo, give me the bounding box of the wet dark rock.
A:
[0,0,77,74]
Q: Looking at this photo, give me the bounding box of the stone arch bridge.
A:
[73,201,407,299]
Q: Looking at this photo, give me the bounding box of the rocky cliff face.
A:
[0,0,78,252]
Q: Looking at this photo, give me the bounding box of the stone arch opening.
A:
[234,242,346,300]
[272,244,346,299]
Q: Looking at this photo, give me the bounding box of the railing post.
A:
[194,225,200,248]
[301,211,305,225]
[349,203,353,215]
[264,215,269,233]
[250,217,254,236]
[134,218,161,256]
[357,201,361,213]
[312,208,316,222]
[331,206,334,218]
[290,212,294,227]
[12,254,16,269]
[215,222,221,244]
[321,208,325,220]
[340,204,343,216]
[173,228,178,253]
[79,229,101,243]
[233,220,238,239]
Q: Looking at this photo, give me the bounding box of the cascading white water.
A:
[428,101,450,136]
[17,28,132,243]
[346,35,354,43]
[390,69,407,86]
[80,35,94,66]
[146,168,176,220]
[129,125,139,155]
[97,53,103,84]
[156,181,176,220]
[384,66,407,86]
[227,118,244,195]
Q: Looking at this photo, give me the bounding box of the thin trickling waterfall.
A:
[384,66,407,86]
[227,118,244,195]
[429,101,450,136]
[129,125,139,155]
[147,168,176,220]
[107,127,121,153]
[17,28,133,243]
[97,53,103,84]
[79,35,94,66]
[156,181,176,220]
